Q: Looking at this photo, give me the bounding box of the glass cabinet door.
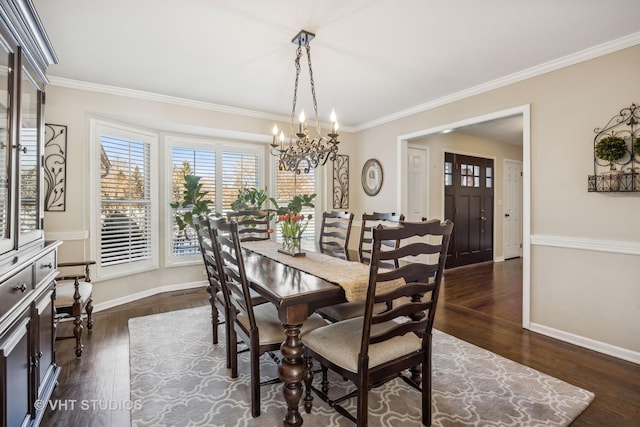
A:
[0,41,13,254]
[18,64,43,246]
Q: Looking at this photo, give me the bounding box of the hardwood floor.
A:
[42,259,640,426]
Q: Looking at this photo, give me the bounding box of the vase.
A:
[278,235,305,257]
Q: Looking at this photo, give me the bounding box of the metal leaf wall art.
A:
[44,124,67,211]
[332,154,349,209]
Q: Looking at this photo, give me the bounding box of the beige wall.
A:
[44,43,640,361]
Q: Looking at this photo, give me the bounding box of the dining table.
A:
[239,239,370,427]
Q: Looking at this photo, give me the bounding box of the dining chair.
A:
[316,212,406,323]
[194,215,269,366]
[318,211,354,260]
[303,219,454,426]
[211,216,327,418]
[55,260,96,357]
[226,209,272,242]
[358,212,405,267]
[193,215,232,361]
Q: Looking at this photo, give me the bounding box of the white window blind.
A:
[171,147,216,256]
[221,151,259,212]
[275,168,316,241]
[100,135,152,267]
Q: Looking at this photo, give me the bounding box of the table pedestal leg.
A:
[279,323,305,426]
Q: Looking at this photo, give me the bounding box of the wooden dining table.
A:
[240,241,350,427]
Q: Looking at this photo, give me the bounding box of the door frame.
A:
[396,104,531,329]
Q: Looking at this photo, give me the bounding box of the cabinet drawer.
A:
[0,267,33,316]
[35,251,57,285]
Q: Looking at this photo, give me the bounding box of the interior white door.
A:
[406,146,428,221]
[503,159,522,259]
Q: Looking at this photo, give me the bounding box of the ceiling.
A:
[33,0,640,131]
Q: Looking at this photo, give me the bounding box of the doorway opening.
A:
[396,104,531,328]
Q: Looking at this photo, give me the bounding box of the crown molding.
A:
[353,31,640,132]
[46,76,357,133]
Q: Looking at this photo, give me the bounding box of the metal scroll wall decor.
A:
[588,103,640,192]
[44,124,67,211]
[332,154,349,208]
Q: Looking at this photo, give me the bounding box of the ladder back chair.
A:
[193,215,232,362]
[226,209,272,242]
[318,211,354,260]
[317,212,406,323]
[55,260,96,357]
[210,217,326,418]
[303,219,454,426]
[358,212,405,267]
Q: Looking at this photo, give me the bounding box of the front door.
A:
[444,153,494,268]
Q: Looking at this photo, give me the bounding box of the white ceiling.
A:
[33,0,640,130]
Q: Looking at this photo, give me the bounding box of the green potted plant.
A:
[170,174,213,237]
[633,137,640,157]
[230,187,269,211]
[595,135,627,171]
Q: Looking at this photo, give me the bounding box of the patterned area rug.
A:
[129,306,594,426]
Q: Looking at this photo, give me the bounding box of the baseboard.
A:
[529,322,640,365]
[92,280,207,313]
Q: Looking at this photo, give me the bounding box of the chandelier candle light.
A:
[270,30,340,174]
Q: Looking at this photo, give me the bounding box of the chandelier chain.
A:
[291,44,303,137]
[305,41,322,135]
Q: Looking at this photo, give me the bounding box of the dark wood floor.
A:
[42,259,640,426]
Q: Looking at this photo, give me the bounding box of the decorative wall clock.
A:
[361,158,383,196]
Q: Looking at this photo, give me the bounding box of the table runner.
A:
[241,240,401,301]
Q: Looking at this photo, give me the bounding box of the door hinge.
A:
[520,243,523,248]
[520,171,523,176]
[40,218,45,229]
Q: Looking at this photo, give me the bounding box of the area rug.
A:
[129,306,594,426]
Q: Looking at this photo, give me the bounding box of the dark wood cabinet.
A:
[0,310,31,427]
[0,1,59,427]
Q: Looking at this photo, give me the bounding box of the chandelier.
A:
[270,30,339,174]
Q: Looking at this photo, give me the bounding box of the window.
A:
[91,120,158,279]
[166,136,262,266]
[460,163,481,187]
[170,145,215,258]
[273,167,316,241]
[221,150,259,213]
[444,161,453,186]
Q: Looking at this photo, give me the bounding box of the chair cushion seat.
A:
[56,281,93,307]
[237,304,328,346]
[303,317,421,373]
